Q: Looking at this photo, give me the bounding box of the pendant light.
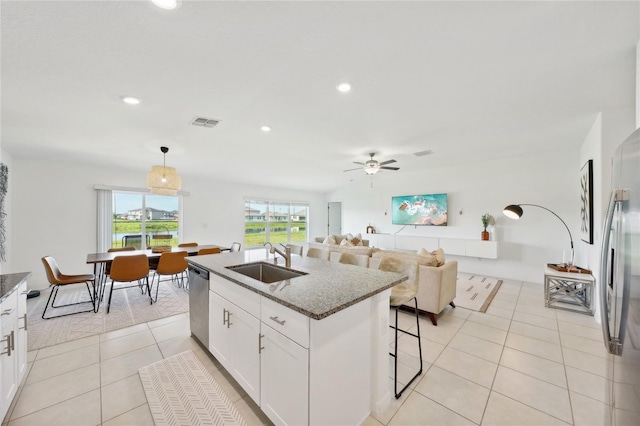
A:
[146,146,181,196]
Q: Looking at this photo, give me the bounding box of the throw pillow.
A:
[431,248,445,266]
[351,232,363,246]
[323,235,337,245]
[416,248,430,257]
[340,238,355,247]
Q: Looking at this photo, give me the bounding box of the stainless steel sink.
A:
[226,262,307,283]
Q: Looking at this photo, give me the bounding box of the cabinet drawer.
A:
[210,274,260,316]
[261,297,309,348]
[0,290,18,317]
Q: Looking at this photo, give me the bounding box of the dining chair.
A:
[100,246,137,304]
[198,247,221,255]
[107,254,152,314]
[151,251,189,300]
[306,247,330,260]
[378,257,422,399]
[338,251,369,268]
[41,256,95,319]
[230,242,242,252]
[178,242,198,247]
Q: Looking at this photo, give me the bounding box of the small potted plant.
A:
[481,213,491,240]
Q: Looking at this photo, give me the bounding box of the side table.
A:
[544,267,595,315]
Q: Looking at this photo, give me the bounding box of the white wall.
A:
[328,149,585,283]
[9,157,326,289]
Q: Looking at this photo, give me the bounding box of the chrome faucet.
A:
[264,243,291,268]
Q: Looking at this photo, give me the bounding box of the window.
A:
[97,189,181,251]
[244,199,308,248]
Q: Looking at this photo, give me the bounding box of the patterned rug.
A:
[139,350,246,426]
[455,273,503,313]
[27,278,189,351]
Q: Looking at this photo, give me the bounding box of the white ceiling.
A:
[1,1,638,193]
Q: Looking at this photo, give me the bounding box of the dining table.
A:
[86,244,230,312]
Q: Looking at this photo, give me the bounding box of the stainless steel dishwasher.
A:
[188,264,210,348]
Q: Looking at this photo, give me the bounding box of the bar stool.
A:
[107,254,152,314]
[378,257,422,399]
[178,242,198,247]
[41,256,95,319]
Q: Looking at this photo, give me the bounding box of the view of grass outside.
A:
[244,200,308,248]
[112,220,179,248]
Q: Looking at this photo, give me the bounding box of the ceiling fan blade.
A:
[379,159,397,166]
[353,161,365,165]
[343,167,362,172]
[380,166,400,171]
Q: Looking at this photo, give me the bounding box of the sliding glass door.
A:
[244,199,308,248]
[112,192,180,249]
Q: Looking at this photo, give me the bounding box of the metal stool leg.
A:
[389,297,423,399]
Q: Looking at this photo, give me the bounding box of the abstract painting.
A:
[580,159,593,244]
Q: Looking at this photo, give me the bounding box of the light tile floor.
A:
[2,279,620,425]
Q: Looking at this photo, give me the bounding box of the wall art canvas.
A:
[580,159,593,244]
[391,193,448,226]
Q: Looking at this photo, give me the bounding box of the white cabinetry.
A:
[208,278,261,402]
[0,290,18,421]
[369,234,499,259]
[16,282,28,381]
[208,274,375,425]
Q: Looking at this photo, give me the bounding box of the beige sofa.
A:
[369,250,457,325]
[313,234,370,247]
[310,242,457,326]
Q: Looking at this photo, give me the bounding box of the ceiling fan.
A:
[343,152,400,175]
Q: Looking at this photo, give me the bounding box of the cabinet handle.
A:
[227,312,233,328]
[269,316,286,326]
[10,330,14,351]
[258,333,265,353]
[19,314,27,331]
[1,308,13,316]
[1,334,11,357]
[222,308,228,325]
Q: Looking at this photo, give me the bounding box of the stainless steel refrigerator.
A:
[600,127,640,425]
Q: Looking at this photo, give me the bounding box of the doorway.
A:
[328,202,342,236]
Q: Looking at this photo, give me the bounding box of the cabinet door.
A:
[260,324,309,426]
[227,305,261,404]
[17,282,28,382]
[208,291,230,367]
[0,292,18,418]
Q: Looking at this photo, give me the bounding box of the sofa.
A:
[313,233,370,247]
[306,241,457,326]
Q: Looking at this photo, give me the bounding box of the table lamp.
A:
[503,204,574,266]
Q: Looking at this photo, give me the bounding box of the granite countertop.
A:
[187,249,406,320]
[0,272,32,303]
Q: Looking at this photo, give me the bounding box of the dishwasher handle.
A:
[188,265,209,280]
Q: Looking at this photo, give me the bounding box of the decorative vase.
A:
[481,230,489,241]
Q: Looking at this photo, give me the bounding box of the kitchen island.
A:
[187,249,406,426]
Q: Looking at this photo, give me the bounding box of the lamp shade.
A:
[503,204,524,219]
[364,165,380,175]
[146,165,181,196]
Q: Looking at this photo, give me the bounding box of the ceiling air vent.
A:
[413,150,434,157]
[191,117,220,128]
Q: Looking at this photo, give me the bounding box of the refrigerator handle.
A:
[599,189,627,355]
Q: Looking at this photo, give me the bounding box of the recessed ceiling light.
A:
[121,96,141,105]
[337,83,352,93]
[261,126,271,132]
[151,0,179,10]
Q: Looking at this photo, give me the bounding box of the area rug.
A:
[455,273,503,313]
[139,350,246,426]
[26,279,189,351]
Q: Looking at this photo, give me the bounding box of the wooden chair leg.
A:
[427,312,438,326]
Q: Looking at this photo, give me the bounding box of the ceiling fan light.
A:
[364,165,380,175]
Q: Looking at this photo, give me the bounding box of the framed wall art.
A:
[580,159,593,244]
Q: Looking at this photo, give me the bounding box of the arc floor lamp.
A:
[503,204,574,266]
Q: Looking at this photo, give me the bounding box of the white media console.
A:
[367,234,499,259]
